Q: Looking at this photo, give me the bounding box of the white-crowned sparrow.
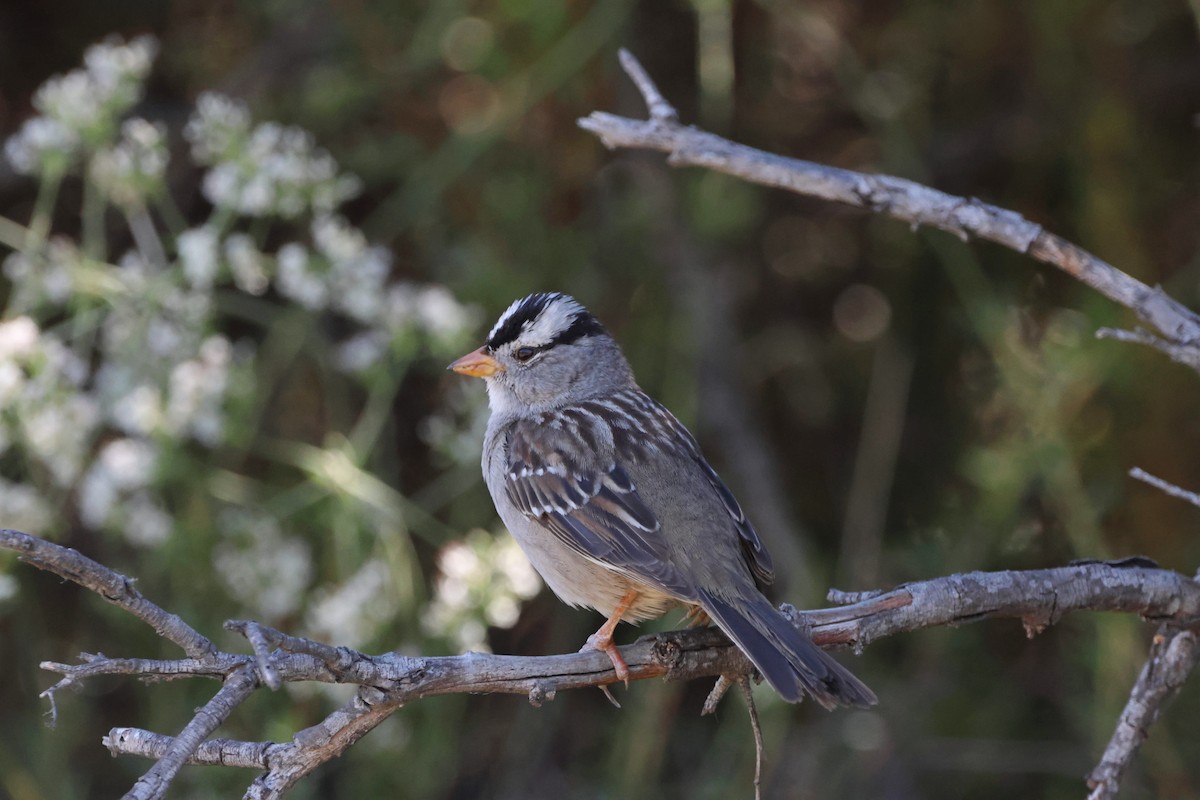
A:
[450,292,875,708]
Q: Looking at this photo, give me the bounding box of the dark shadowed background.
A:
[2,1,1200,798]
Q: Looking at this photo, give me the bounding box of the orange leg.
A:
[581,589,639,686]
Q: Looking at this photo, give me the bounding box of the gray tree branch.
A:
[0,529,216,662]
[1128,467,1200,510]
[1086,626,1200,800]
[575,50,1200,800]
[577,50,1200,376]
[5,528,1200,799]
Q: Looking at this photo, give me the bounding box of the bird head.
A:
[449,292,634,413]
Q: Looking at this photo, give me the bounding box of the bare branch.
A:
[40,653,243,686]
[1096,327,1200,373]
[126,557,1200,795]
[1128,467,1200,510]
[739,676,765,800]
[616,48,678,122]
[575,54,1200,800]
[8,496,1200,796]
[0,529,217,659]
[105,728,273,769]
[225,620,283,690]
[577,53,1200,375]
[1086,627,1200,799]
[11,512,1196,800]
[806,561,1200,646]
[122,666,259,800]
[242,688,405,799]
[701,674,738,715]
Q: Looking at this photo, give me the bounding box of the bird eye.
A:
[514,346,537,362]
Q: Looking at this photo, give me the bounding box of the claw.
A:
[582,588,639,692]
[581,630,631,687]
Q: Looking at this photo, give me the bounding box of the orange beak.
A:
[448,346,503,378]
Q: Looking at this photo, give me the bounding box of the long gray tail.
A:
[698,589,876,709]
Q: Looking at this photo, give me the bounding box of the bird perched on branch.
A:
[450,292,875,708]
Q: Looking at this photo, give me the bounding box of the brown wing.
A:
[504,414,690,595]
[598,390,775,587]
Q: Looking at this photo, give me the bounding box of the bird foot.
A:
[580,631,630,687]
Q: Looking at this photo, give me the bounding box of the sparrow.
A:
[449,292,875,708]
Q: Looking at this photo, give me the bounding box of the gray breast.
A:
[481,414,680,620]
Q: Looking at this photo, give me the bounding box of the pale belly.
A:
[483,417,687,623]
[504,509,683,623]
[513,515,686,623]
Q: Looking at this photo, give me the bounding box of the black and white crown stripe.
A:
[485,292,606,351]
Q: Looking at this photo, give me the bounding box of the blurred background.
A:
[1,1,1199,798]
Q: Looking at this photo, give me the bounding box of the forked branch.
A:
[577,50,1200,800]
[4,528,1200,799]
[578,50,1200,375]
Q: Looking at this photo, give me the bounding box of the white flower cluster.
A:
[421,529,541,652]
[0,477,55,534]
[276,214,390,320]
[185,93,361,218]
[213,510,313,621]
[305,559,400,648]
[0,317,99,487]
[78,437,171,546]
[418,380,489,467]
[177,226,220,289]
[100,254,213,365]
[334,283,481,373]
[224,233,271,295]
[96,334,235,448]
[0,314,229,546]
[388,283,479,345]
[183,93,251,162]
[90,119,168,208]
[176,225,272,296]
[0,34,490,629]
[165,335,234,446]
[4,35,157,176]
[171,215,478,372]
[2,239,79,311]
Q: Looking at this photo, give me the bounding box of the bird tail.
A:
[698,589,876,709]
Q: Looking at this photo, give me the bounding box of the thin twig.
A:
[738,675,765,800]
[0,529,217,659]
[122,666,259,800]
[1096,327,1200,374]
[617,48,678,122]
[701,674,737,715]
[1086,627,1200,799]
[578,53,1200,375]
[1129,467,1200,510]
[226,620,282,690]
[28,527,1200,800]
[41,654,242,686]
[105,728,273,769]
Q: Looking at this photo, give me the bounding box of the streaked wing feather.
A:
[504,419,688,594]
